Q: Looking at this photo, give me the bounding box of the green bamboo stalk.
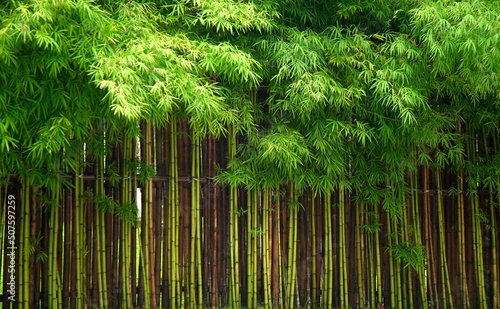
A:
[277,190,284,309]
[436,169,453,309]
[96,154,109,309]
[285,184,298,309]
[289,186,298,309]
[457,122,469,309]
[356,203,364,308]
[467,127,487,309]
[339,185,348,308]
[367,220,375,308]
[141,122,153,309]
[247,188,254,309]
[492,130,500,309]
[48,173,62,309]
[310,194,317,308]
[401,191,413,309]
[489,180,498,309]
[386,211,396,309]
[247,187,259,308]
[253,189,258,308]
[121,137,132,308]
[410,170,427,308]
[189,132,197,309]
[423,166,439,308]
[263,188,271,309]
[394,195,402,309]
[195,132,203,309]
[324,191,333,309]
[75,162,87,308]
[169,120,181,309]
[457,169,468,309]
[473,192,487,309]
[229,125,241,308]
[375,203,382,305]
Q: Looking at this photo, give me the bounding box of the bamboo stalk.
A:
[374,202,382,305]
[247,188,254,309]
[401,190,413,309]
[310,193,317,308]
[492,130,500,309]
[253,189,258,308]
[423,166,439,308]
[356,203,364,308]
[263,188,271,309]
[229,125,241,308]
[141,122,152,309]
[457,122,469,309]
[324,191,333,309]
[339,185,348,308]
[411,169,427,308]
[192,131,203,309]
[271,189,281,308]
[468,127,487,309]
[436,169,453,309]
[96,154,109,309]
[387,211,396,309]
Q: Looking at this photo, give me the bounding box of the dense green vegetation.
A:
[1,0,500,308]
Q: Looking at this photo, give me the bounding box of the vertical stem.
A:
[169,120,180,309]
[189,131,201,309]
[492,130,500,309]
[457,122,469,309]
[324,191,333,309]
[411,169,427,308]
[229,125,240,308]
[375,202,382,305]
[437,169,453,309]
[96,154,108,309]
[387,211,396,309]
[263,188,271,309]
[286,184,298,309]
[310,194,317,308]
[356,203,364,309]
[247,188,254,309]
[339,184,348,308]
[424,166,439,308]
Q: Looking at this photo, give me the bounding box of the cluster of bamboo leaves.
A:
[2,0,500,308]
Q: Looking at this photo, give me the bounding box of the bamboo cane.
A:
[468,127,487,308]
[310,193,317,308]
[324,191,333,309]
[141,122,152,309]
[356,202,365,308]
[229,125,241,308]
[410,170,427,308]
[96,154,109,309]
[247,188,254,308]
[436,169,453,309]
[262,189,271,309]
[374,202,382,305]
[457,122,469,309]
[387,211,396,309]
[401,190,413,309]
[253,189,258,308]
[339,185,349,308]
[492,130,500,309]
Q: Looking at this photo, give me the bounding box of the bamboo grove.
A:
[2,0,500,308]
